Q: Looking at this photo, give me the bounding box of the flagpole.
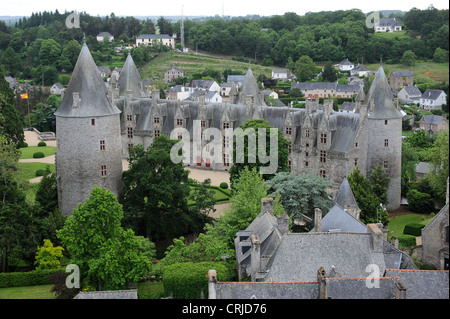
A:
[26,91,31,129]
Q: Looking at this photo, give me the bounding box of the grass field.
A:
[0,285,55,299]
[140,51,274,81]
[387,213,434,241]
[19,146,57,159]
[17,162,55,181]
[366,61,449,83]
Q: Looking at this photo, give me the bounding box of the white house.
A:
[397,86,422,104]
[189,79,221,93]
[374,18,402,32]
[50,83,65,95]
[136,34,175,49]
[168,85,190,101]
[189,90,222,103]
[272,69,288,80]
[96,32,114,42]
[420,89,447,110]
[350,64,370,77]
[337,59,354,71]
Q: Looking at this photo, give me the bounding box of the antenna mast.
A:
[181,5,185,52]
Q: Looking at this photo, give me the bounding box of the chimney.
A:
[277,215,289,235]
[395,282,407,299]
[207,269,217,299]
[152,89,160,106]
[314,208,322,232]
[367,224,383,253]
[250,234,261,282]
[317,267,327,299]
[323,99,333,115]
[72,92,80,108]
[260,197,273,215]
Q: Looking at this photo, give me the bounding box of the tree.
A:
[347,167,389,226]
[426,129,449,201]
[34,239,64,270]
[294,55,317,82]
[401,50,416,67]
[289,87,304,98]
[433,47,449,63]
[188,178,217,217]
[121,136,208,241]
[406,189,435,214]
[57,186,152,290]
[369,165,391,206]
[321,63,338,82]
[38,39,61,67]
[266,171,332,231]
[229,119,290,188]
[157,17,173,36]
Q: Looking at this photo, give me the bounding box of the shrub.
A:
[33,151,45,158]
[397,234,417,248]
[403,222,425,236]
[38,141,47,147]
[162,262,234,299]
[36,169,45,176]
[0,269,62,288]
[406,189,435,214]
[21,142,28,148]
[219,182,228,189]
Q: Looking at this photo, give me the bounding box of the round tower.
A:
[365,65,403,210]
[54,43,123,216]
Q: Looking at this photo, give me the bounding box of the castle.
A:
[55,43,403,216]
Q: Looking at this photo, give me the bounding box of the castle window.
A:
[177,133,183,140]
[285,127,292,135]
[354,158,358,166]
[223,136,230,148]
[127,115,133,122]
[127,127,133,139]
[288,145,291,154]
[305,161,309,167]
[319,169,326,178]
[222,122,230,130]
[355,142,358,148]
[305,129,310,138]
[154,130,160,137]
[154,117,160,124]
[201,120,206,128]
[91,119,96,126]
[288,159,292,168]
[384,139,389,147]
[320,133,327,144]
[385,120,388,125]
[305,151,309,157]
[320,150,327,163]
[176,118,183,126]
[223,153,230,167]
[100,140,106,151]
[384,160,389,169]
[305,143,309,148]
[101,165,107,177]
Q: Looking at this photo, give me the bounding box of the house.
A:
[189,79,220,93]
[397,86,422,104]
[188,89,222,103]
[164,66,184,84]
[419,89,447,111]
[374,18,402,32]
[421,178,449,270]
[350,64,370,77]
[96,32,114,42]
[50,83,65,95]
[339,101,356,113]
[418,114,449,133]
[168,85,190,101]
[415,162,434,181]
[136,34,175,49]
[336,58,354,71]
[227,75,245,88]
[389,71,414,91]
[97,66,111,79]
[291,82,359,99]
[271,69,295,81]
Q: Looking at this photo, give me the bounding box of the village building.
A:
[336,58,354,71]
[291,82,360,98]
[350,64,371,77]
[136,34,175,49]
[96,32,114,42]
[164,65,184,84]
[419,89,447,110]
[397,86,422,104]
[418,114,449,133]
[389,71,414,91]
[374,18,402,32]
[50,83,65,95]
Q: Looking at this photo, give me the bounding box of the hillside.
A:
[140,50,275,81]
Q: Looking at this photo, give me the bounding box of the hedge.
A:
[404,222,426,236]
[33,151,45,158]
[397,234,417,248]
[162,262,234,299]
[0,269,63,288]
[38,141,47,147]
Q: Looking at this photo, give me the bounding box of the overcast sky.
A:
[2,0,449,17]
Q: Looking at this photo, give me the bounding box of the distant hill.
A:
[0,16,24,25]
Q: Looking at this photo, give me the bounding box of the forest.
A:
[0,7,448,80]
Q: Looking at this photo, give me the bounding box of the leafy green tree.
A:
[34,239,64,270]
[35,166,58,217]
[188,178,217,217]
[401,50,416,67]
[38,39,61,67]
[321,63,338,82]
[369,165,391,206]
[433,47,449,63]
[289,87,304,98]
[347,167,389,226]
[406,189,435,214]
[57,186,152,290]
[121,136,208,241]
[294,55,317,82]
[401,141,419,196]
[426,129,449,201]
[229,119,290,187]
[266,171,332,231]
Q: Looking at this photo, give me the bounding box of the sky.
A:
[1,0,449,17]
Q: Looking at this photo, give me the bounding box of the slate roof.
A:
[366,65,403,120]
[227,75,245,83]
[339,102,356,112]
[401,86,422,96]
[377,18,402,27]
[333,177,359,210]
[352,64,369,72]
[309,204,367,233]
[421,89,445,101]
[339,58,354,66]
[236,67,266,106]
[118,53,149,99]
[74,290,138,299]
[391,71,413,77]
[385,269,449,299]
[137,34,172,39]
[54,43,121,118]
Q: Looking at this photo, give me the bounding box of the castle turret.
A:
[54,43,123,215]
[365,65,403,210]
[235,67,266,107]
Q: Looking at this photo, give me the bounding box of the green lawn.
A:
[366,61,449,83]
[0,285,55,299]
[17,162,55,180]
[387,213,434,241]
[19,146,57,159]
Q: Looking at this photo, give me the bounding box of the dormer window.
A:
[100,140,106,151]
[91,119,96,126]
[222,122,230,130]
[320,133,327,144]
[305,129,310,138]
[154,117,160,124]
[176,118,183,126]
[285,127,292,135]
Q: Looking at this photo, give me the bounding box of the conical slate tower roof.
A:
[118,53,149,98]
[236,67,266,106]
[366,65,402,119]
[333,177,360,211]
[55,43,120,118]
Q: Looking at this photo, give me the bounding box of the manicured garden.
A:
[387,213,434,248]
